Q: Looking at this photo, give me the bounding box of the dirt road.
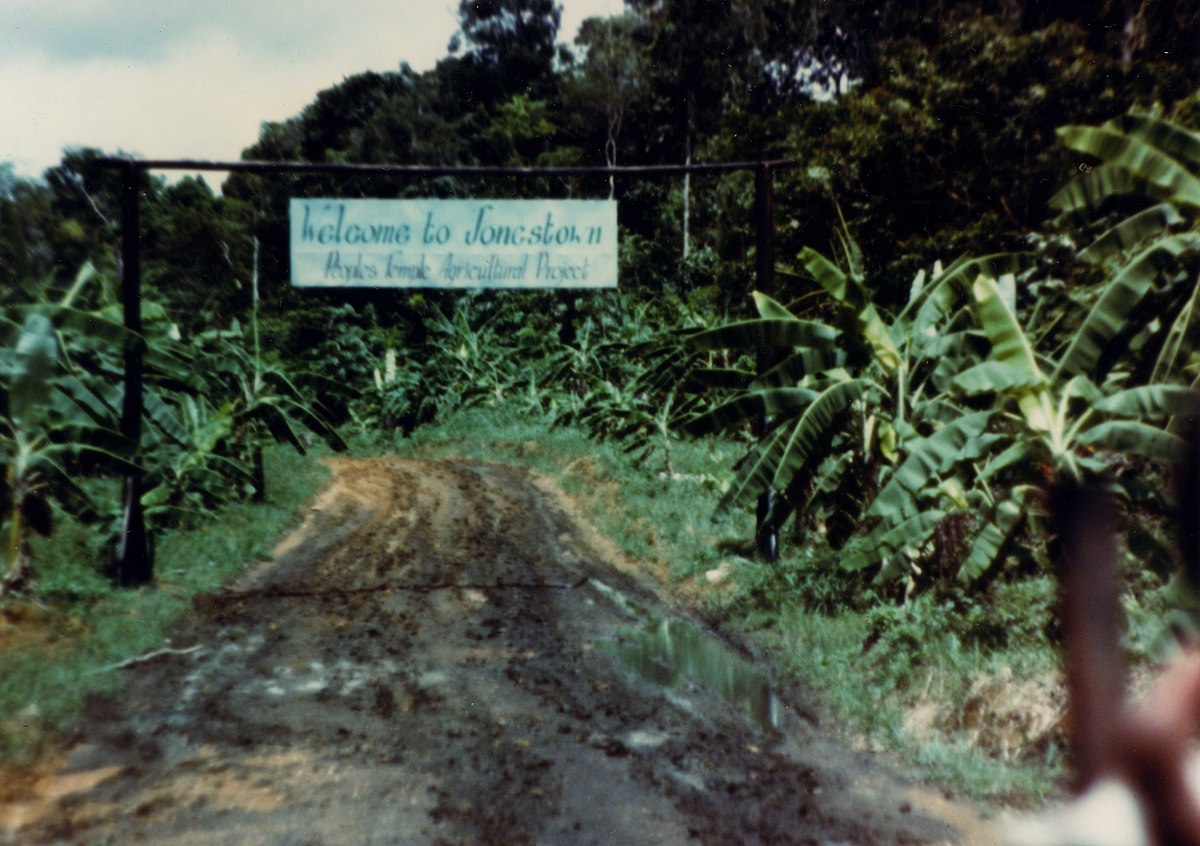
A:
[4,458,986,845]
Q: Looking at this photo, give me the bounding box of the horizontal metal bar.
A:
[95,156,798,178]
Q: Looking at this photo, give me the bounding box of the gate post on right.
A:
[753,162,779,563]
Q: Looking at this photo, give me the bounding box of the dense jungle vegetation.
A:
[3,0,1200,797]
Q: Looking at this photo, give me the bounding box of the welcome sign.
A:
[289,198,618,289]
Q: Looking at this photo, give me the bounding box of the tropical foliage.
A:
[1,1,1196,602]
[683,112,1200,598]
[0,257,345,593]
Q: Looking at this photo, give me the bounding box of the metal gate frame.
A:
[97,155,797,584]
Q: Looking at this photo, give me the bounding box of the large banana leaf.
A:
[759,412,852,533]
[953,361,1047,395]
[840,510,945,573]
[767,379,866,491]
[750,348,847,390]
[142,390,190,446]
[958,498,1025,583]
[1104,114,1200,172]
[1076,420,1188,462]
[923,329,991,394]
[1077,202,1185,264]
[796,246,859,305]
[1054,233,1200,380]
[976,440,1029,486]
[1093,384,1199,418]
[143,344,204,392]
[1151,280,1200,384]
[919,328,988,360]
[796,246,900,371]
[865,410,994,524]
[630,346,697,396]
[265,395,348,452]
[859,302,901,374]
[8,304,139,352]
[56,441,142,477]
[713,378,863,520]
[905,253,1032,334]
[751,291,800,320]
[972,275,1054,432]
[9,313,58,428]
[687,318,840,353]
[54,375,189,447]
[1057,125,1200,209]
[257,402,307,454]
[1050,164,1171,220]
[714,427,787,523]
[682,387,818,436]
[53,374,118,428]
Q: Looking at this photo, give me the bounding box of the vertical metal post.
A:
[113,162,152,586]
[754,163,779,563]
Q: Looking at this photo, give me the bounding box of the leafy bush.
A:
[0,258,345,595]
[682,125,1200,602]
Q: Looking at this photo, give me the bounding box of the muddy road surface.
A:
[5,458,984,845]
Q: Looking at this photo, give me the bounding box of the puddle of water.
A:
[601,617,780,732]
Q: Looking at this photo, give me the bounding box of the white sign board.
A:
[289,198,617,288]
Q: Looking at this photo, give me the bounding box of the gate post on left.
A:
[112,160,152,586]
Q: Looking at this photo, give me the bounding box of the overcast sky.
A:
[1,0,626,181]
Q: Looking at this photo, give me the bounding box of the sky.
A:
[1,0,627,181]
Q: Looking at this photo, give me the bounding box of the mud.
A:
[3,458,986,845]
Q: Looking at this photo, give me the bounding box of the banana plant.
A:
[0,308,136,593]
[140,394,242,520]
[849,175,1198,583]
[945,268,1198,589]
[860,113,1200,588]
[681,225,1026,583]
[1053,113,1200,386]
[800,254,1030,585]
[185,331,347,502]
[1,312,62,590]
[956,273,1194,473]
[681,290,860,523]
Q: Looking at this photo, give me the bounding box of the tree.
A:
[143,177,250,331]
[770,12,1170,305]
[567,14,651,198]
[295,71,413,163]
[355,69,473,169]
[0,186,33,289]
[626,0,754,257]
[43,149,161,285]
[1021,0,1200,66]
[449,0,563,103]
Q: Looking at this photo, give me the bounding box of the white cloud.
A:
[2,0,459,64]
[2,0,625,180]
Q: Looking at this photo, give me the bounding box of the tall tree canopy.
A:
[449,0,563,102]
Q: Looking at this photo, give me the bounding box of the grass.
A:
[366,401,1084,805]
[0,445,328,764]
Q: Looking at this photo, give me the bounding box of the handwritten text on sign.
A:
[289,198,618,289]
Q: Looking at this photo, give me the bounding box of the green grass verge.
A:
[0,445,329,764]
[367,402,1074,804]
